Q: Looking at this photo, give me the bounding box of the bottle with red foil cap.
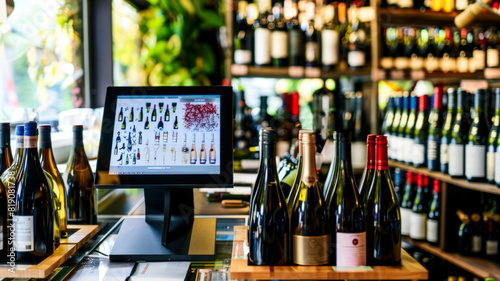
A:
[412,94,429,168]
[400,170,415,236]
[426,179,440,246]
[410,173,428,241]
[359,134,377,206]
[365,135,401,266]
[427,86,444,171]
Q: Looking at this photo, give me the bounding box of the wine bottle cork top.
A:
[470,213,481,223]
[367,134,376,145]
[0,122,10,130]
[16,126,24,136]
[301,132,316,144]
[73,125,84,131]
[24,121,37,136]
[298,129,313,141]
[375,135,387,146]
[261,128,276,144]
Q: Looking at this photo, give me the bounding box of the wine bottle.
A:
[329,132,366,267]
[365,135,401,266]
[440,88,457,174]
[118,107,123,121]
[137,148,141,160]
[287,130,311,215]
[404,92,418,165]
[145,116,150,130]
[182,133,189,164]
[122,117,127,130]
[165,104,170,122]
[382,94,395,137]
[408,28,424,70]
[200,133,207,164]
[287,1,304,67]
[486,28,499,69]
[270,3,288,67]
[234,1,253,65]
[413,95,429,167]
[190,134,197,164]
[422,28,439,73]
[64,125,97,225]
[394,27,409,70]
[449,88,470,178]
[472,30,486,72]
[359,134,376,205]
[291,132,329,265]
[390,93,403,160]
[456,29,470,73]
[0,122,12,175]
[401,172,416,236]
[158,117,164,130]
[397,91,410,162]
[209,133,216,164]
[466,89,490,182]
[457,210,472,255]
[174,116,179,130]
[488,89,500,184]
[152,104,157,122]
[426,179,440,246]
[427,86,444,171]
[304,1,319,68]
[485,215,499,258]
[139,107,143,122]
[439,28,456,73]
[470,213,484,256]
[14,121,54,263]
[139,132,142,144]
[39,125,68,239]
[347,7,367,69]
[129,107,134,122]
[254,0,271,66]
[324,131,339,202]
[409,173,427,241]
[321,4,339,70]
[248,128,288,265]
[1,126,24,196]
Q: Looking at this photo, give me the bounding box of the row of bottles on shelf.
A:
[0,122,96,263]
[381,26,500,73]
[382,86,500,184]
[233,0,370,69]
[382,0,500,12]
[248,130,401,267]
[118,102,179,131]
[457,209,500,259]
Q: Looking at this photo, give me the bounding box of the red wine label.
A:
[293,234,329,265]
[336,232,367,267]
[14,215,34,252]
[426,219,438,243]
[24,136,37,148]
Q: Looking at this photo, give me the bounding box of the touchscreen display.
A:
[109,95,221,175]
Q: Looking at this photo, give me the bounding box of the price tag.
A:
[305,67,321,78]
[288,66,305,77]
[231,64,249,76]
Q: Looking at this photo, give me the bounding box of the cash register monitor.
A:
[95,86,233,261]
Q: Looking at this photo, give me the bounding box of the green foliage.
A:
[140,0,223,86]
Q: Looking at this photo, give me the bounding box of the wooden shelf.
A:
[375,69,487,82]
[378,8,500,26]
[389,160,500,196]
[231,64,372,79]
[231,226,428,281]
[403,237,500,280]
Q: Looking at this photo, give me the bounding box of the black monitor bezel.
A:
[95,86,233,188]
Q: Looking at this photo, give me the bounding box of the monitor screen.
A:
[109,95,221,175]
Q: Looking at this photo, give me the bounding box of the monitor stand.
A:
[109,188,216,261]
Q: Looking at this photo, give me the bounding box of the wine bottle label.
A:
[380,57,394,69]
[13,215,34,252]
[391,135,399,160]
[351,141,367,170]
[401,208,412,236]
[271,31,288,59]
[440,143,449,164]
[16,136,23,147]
[289,29,304,57]
[440,56,456,73]
[495,151,500,184]
[210,157,216,164]
[410,55,424,70]
[448,144,464,176]
[305,42,319,64]
[486,240,499,255]
[425,56,439,73]
[426,219,439,243]
[398,137,407,162]
[465,144,486,178]
[321,29,339,66]
[398,0,413,8]
[427,138,438,161]
[24,136,37,148]
[471,235,482,253]
[293,234,329,265]
[404,138,415,164]
[486,151,495,181]
[336,232,367,267]
[409,212,427,240]
[472,50,486,71]
[347,51,366,68]
[486,48,500,68]
[455,0,468,10]
[412,142,425,166]
[394,57,409,70]
[254,28,271,65]
[234,50,252,65]
[456,57,469,73]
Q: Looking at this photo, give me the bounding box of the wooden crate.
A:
[0,224,99,279]
[231,226,428,281]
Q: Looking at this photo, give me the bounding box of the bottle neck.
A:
[13,135,23,164]
[301,142,317,186]
[366,143,375,170]
[23,135,39,161]
[73,130,84,148]
[0,129,9,148]
[339,138,354,174]
[261,142,277,166]
[375,143,388,171]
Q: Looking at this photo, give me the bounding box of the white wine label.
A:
[401,208,412,236]
[305,42,319,64]
[397,137,407,162]
[16,136,23,147]
[426,219,439,243]
[321,29,339,66]
[271,31,288,59]
[398,0,413,8]
[486,240,499,255]
[440,57,456,73]
[234,50,252,65]
[427,139,438,161]
[347,51,365,68]
[254,28,271,65]
[425,56,439,73]
[394,57,409,70]
[412,143,425,166]
[293,234,329,265]
[440,143,449,164]
[468,57,476,73]
[289,30,303,56]
[449,144,464,176]
[456,57,469,73]
[455,0,468,10]
[14,215,34,252]
[487,151,495,181]
[405,138,415,163]
[487,49,500,68]
[473,50,486,70]
[380,57,394,69]
[352,141,367,170]
[24,136,37,148]
[336,232,366,267]
[410,56,424,70]
[471,235,482,253]
[409,212,427,240]
[495,151,500,184]
[465,144,486,178]
[392,135,400,160]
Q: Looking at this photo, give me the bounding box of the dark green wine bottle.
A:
[440,88,457,174]
[404,92,417,165]
[382,94,395,136]
[359,134,376,206]
[323,131,339,201]
[426,179,440,246]
[409,174,427,241]
[396,91,410,162]
[449,88,470,178]
[248,129,288,265]
[487,88,500,184]
[412,95,429,167]
[0,122,13,175]
[427,86,444,171]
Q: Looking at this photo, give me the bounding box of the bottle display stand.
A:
[0,224,99,279]
[230,226,428,281]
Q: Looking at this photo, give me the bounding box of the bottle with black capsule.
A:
[14,121,55,263]
[0,122,13,175]
[248,129,288,265]
[440,88,456,174]
[489,88,500,184]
